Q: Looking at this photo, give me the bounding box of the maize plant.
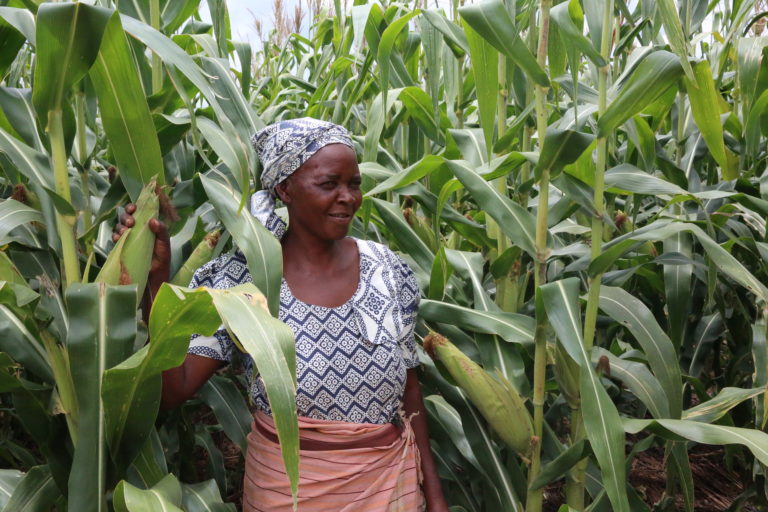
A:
[1,0,768,511]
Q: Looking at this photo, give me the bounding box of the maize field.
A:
[0,0,766,510]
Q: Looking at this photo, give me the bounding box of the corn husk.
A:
[96,180,159,298]
[170,230,221,286]
[424,332,534,456]
[553,344,580,409]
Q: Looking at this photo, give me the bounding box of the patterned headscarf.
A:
[250,118,354,239]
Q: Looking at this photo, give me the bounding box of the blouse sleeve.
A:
[394,256,420,369]
[186,258,235,363]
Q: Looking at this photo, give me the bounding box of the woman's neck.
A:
[281,229,347,270]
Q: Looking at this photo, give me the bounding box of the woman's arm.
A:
[403,368,449,512]
[114,205,220,410]
[161,354,223,410]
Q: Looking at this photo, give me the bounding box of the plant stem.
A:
[526,0,551,508]
[569,0,614,508]
[49,109,80,288]
[75,90,92,233]
[150,0,162,94]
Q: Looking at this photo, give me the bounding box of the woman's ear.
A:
[275,180,291,204]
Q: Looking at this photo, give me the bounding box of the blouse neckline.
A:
[280,237,363,311]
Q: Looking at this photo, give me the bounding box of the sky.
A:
[200,0,309,46]
[200,0,457,46]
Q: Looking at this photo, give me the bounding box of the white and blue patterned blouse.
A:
[187,238,421,425]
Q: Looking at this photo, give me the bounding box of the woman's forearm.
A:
[403,369,449,512]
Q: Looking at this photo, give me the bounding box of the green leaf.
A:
[206,284,299,501]
[370,197,435,273]
[655,0,695,81]
[604,164,688,196]
[604,220,768,302]
[377,9,420,111]
[32,3,112,127]
[0,7,36,46]
[683,60,737,180]
[0,127,53,189]
[101,283,220,476]
[90,11,164,201]
[399,87,443,144]
[624,419,768,466]
[0,199,42,242]
[592,348,670,418]
[683,387,767,424]
[535,129,595,180]
[67,283,138,512]
[540,278,629,512]
[529,440,591,490]
[598,51,684,137]
[0,469,23,510]
[459,0,549,86]
[462,19,498,159]
[2,465,60,512]
[745,88,768,160]
[598,286,683,417]
[550,0,606,67]
[365,155,445,196]
[0,87,44,151]
[114,474,183,512]
[197,117,251,203]
[446,159,539,258]
[200,173,283,316]
[0,296,51,383]
[198,375,252,453]
[420,9,468,57]
[419,299,534,345]
[181,479,236,512]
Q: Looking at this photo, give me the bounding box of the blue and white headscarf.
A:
[250,118,354,239]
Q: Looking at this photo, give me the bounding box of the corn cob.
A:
[170,230,221,286]
[96,180,159,298]
[424,331,534,456]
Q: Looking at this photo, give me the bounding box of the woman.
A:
[117,118,448,511]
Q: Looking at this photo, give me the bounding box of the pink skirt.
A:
[243,410,423,512]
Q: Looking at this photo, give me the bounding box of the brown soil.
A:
[543,441,759,512]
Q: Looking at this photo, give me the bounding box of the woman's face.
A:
[276,144,362,240]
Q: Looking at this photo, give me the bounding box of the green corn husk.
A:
[96,180,159,298]
[170,229,221,286]
[403,207,439,253]
[424,331,534,456]
[553,344,580,409]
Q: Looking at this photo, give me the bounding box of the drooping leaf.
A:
[598,51,684,137]
[459,0,549,86]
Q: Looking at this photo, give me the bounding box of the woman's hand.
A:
[113,203,171,302]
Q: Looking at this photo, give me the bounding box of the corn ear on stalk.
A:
[96,180,159,298]
[553,344,580,409]
[424,331,534,456]
[170,230,221,286]
[403,208,439,253]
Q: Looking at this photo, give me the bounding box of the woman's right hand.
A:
[113,203,172,299]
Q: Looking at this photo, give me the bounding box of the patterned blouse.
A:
[187,238,421,425]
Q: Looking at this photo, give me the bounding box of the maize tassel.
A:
[96,180,159,298]
[424,331,534,456]
[170,230,221,286]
